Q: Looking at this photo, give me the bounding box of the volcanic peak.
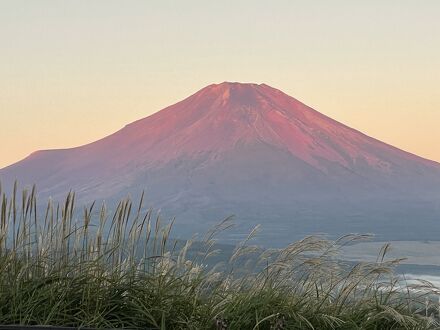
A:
[197,82,276,109]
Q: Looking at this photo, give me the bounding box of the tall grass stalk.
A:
[0,184,438,329]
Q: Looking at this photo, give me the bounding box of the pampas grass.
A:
[0,183,438,329]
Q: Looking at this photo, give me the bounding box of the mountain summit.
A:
[1,82,440,244]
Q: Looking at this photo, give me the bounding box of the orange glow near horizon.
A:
[1,1,439,168]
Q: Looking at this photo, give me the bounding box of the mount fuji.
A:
[1,82,440,245]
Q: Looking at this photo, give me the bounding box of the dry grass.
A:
[0,182,438,329]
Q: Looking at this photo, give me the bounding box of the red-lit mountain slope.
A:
[1,82,440,243]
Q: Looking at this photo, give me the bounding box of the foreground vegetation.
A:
[0,184,439,329]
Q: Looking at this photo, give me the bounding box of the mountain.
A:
[1,82,440,245]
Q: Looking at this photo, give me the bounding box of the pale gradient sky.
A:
[1,0,439,168]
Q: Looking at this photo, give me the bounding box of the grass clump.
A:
[0,183,438,329]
